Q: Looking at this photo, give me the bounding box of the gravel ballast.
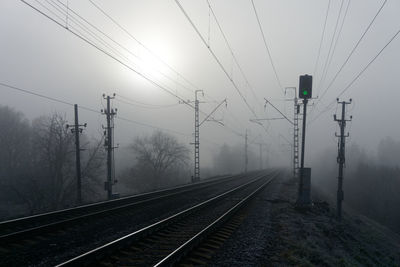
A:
[210,171,400,266]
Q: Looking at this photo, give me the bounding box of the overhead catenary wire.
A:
[174,0,258,120]
[53,0,199,98]
[206,0,263,106]
[22,0,239,133]
[174,0,286,147]
[21,0,285,150]
[250,0,284,95]
[21,0,195,108]
[87,0,248,132]
[88,0,196,96]
[64,0,259,140]
[16,1,253,145]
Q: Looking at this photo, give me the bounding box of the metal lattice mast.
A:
[193,90,202,182]
[285,87,300,178]
[293,98,300,178]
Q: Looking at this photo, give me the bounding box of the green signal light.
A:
[303,90,308,95]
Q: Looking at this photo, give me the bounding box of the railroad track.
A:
[0,171,268,266]
[0,173,243,245]
[57,170,278,266]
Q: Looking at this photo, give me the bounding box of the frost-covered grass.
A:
[264,178,400,266]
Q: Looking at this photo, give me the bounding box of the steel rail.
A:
[155,172,278,266]
[0,173,249,244]
[56,171,276,266]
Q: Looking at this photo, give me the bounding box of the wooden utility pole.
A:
[245,129,248,173]
[66,104,86,205]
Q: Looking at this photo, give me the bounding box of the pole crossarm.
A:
[264,98,294,125]
[199,98,227,126]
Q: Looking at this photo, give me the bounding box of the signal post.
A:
[297,75,312,207]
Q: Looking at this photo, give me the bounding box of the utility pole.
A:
[245,129,248,173]
[101,94,117,200]
[259,143,262,170]
[66,104,87,205]
[334,98,352,220]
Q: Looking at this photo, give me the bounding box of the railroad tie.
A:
[197,247,214,254]
[193,251,213,259]
[202,242,220,250]
[186,257,207,265]
[21,238,37,245]
[210,235,226,242]
[207,238,224,246]
[0,246,10,253]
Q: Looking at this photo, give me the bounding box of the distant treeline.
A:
[0,105,263,221]
[0,106,105,219]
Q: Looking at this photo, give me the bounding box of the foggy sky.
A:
[1,0,399,170]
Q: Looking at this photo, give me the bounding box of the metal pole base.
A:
[296,167,312,209]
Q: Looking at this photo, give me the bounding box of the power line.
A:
[313,0,331,77]
[250,0,284,95]
[0,81,186,136]
[0,81,236,146]
[87,0,247,132]
[318,0,351,92]
[53,0,247,137]
[175,0,282,147]
[51,0,202,99]
[316,0,387,107]
[336,27,400,98]
[88,0,199,96]
[115,96,180,109]
[21,0,199,111]
[21,0,280,146]
[309,23,400,125]
[316,0,345,91]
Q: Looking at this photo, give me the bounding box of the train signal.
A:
[299,75,312,99]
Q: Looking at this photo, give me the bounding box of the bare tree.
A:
[31,113,75,210]
[131,131,190,188]
[80,135,106,202]
[0,107,108,218]
[0,106,33,217]
[0,106,31,183]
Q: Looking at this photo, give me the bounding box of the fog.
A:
[1,1,400,228]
